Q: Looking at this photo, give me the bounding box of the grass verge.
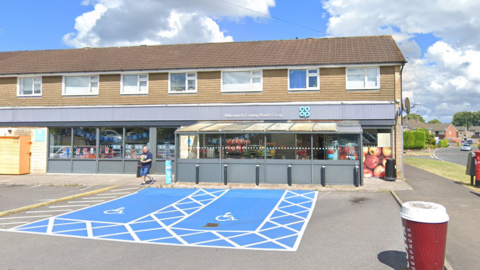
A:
[404,157,479,191]
[404,150,433,157]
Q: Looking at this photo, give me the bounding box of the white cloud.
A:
[64,0,275,47]
[322,0,480,122]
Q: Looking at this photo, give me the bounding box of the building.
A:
[0,35,406,185]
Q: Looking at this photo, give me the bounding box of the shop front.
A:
[175,121,367,186]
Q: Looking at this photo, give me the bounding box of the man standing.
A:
[139,146,153,185]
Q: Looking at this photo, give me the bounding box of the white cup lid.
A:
[400,201,449,223]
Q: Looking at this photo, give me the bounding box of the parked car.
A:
[461,143,472,151]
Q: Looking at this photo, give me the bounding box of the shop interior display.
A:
[363,147,392,178]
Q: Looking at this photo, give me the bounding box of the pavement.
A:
[0,173,412,192]
[397,164,480,270]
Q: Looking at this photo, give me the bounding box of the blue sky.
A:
[1,0,479,123]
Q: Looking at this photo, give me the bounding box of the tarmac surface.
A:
[0,185,407,269]
[397,164,480,270]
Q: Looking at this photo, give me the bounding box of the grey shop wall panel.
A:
[98,160,123,174]
[325,165,355,185]
[48,160,72,173]
[292,165,312,184]
[177,163,196,182]
[124,160,139,174]
[225,164,257,184]
[1,103,395,124]
[72,160,96,173]
[199,163,221,183]
[265,164,288,184]
[154,160,176,175]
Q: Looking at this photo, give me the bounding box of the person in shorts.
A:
[139,146,153,185]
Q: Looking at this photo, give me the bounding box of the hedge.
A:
[438,139,449,148]
[413,131,426,149]
[404,131,415,149]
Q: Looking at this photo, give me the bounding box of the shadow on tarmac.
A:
[377,250,407,270]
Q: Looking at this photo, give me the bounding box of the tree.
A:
[404,113,426,123]
[428,119,441,124]
[452,111,476,128]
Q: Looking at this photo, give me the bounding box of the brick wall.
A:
[0,127,47,174]
[0,66,397,107]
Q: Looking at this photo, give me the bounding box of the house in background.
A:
[404,119,459,144]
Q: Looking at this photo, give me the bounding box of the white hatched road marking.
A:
[68,200,105,203]
[49,205,90,208]
[79,186,92,191]
[0,222,28,226]
[88,196,117,199]
[110,187,140,192]
[106,192,131,195]
[0,215,52,220]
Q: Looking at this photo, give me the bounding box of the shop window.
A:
[157,128,176,160]
[346,67,379,90]
[63,76,99,95]
[18,77,42,96]
[121,74,148,94]
[223,133,264,159]
[179,135,198,159]
[288,69,319,91]
[313,134,326,160]
[222,70,262,92]
[295,134,311,160]
[169,73,196,93]
[73,127,97,159]
[49,128,72,158]
[99,128,123,159]
[265,134,296,159]
[125,128,149,159]
[199,134,220,159]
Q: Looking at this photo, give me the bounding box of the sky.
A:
[1,0,479,123]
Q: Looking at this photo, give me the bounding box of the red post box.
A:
[474,151,480,186]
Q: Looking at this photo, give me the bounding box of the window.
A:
[439,131,445,135]
[63,76,99,95]
[49,128,72,158]
[157,128,176,159]
[99,128,123,159]
[222,70,262,92]
[125,128,149,159]
[18,77,42,96]
[472,132,475,136]
[179,135,198,159]
[73,127,97,159]
[169,73,196,93]
[288,69,319,90]
[121,74,148,94]
[346,67,380,90]
[449,131,451,135]
[223,133,264,159]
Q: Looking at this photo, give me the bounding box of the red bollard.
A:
[401,201,449,270]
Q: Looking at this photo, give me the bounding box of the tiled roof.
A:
[426,123,454,132]
[0,35,406,75]
[404,119,427,129]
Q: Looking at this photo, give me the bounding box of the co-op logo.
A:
[299,106,310,118]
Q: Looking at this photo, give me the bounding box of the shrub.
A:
[438,139,449,148]
[428,137,437,147]
[442,138,449,147]
[413,131,426,149]
[404,131,415,149]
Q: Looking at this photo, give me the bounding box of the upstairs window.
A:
[121,74,148,94]
[63,76,99,96]
[288,69,319,90]
[346,67,380,90]
[222,70,262,92]
[18,77,42,96]
[439,131,445,135]
[169,73,197,93]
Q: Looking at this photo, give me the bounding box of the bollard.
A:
[354,165,359,187]
[195,163,199,185]
[224,164,228,186]
[321,164,326,187]
[255,164,260,186]
[287,163,292,186]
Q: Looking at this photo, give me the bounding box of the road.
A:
[408,146,472,166]
[0,186,407,270]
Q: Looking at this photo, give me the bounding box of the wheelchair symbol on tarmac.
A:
[216,212,237,221]
[104,207,125,214]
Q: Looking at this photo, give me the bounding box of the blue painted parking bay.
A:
[7,188,318,251]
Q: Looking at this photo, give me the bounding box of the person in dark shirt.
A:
[139,146,153,185]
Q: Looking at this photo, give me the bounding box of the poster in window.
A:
[378,133,391,148]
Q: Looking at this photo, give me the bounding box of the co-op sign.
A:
[223,106,310,119]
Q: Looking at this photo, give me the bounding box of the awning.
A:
[176,121,362,134]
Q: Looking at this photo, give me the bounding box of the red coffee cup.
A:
[400,201,449,270]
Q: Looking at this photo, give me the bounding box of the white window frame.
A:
[168,72,197,94]
[120,74,148,95]
[62,75,99,96]
[17,77,42,97]
[221,70,263,92]
[439,131,445,135]
[346,67,380,90]
[472,132,475,136]
[287,68,320,91]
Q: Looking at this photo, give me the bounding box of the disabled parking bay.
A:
[4,188,317,251]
